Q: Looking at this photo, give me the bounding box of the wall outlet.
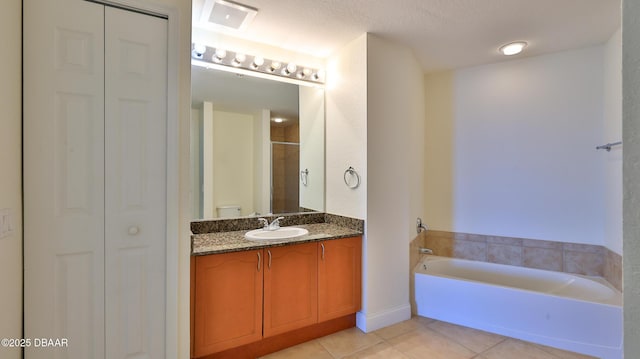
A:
[0,208,12,239]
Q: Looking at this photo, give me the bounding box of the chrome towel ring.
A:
[300,168,309,186]
[344,166,360,189]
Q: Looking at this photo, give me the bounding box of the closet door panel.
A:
[104,7,168,359]
[24,1,105,358]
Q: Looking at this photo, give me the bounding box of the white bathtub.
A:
[414,255,622,359]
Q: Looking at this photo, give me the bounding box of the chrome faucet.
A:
[258,216,285,231]
[267,216,285,230]
[416,217,428,234]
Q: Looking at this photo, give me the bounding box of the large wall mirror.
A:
[190,65,325,219]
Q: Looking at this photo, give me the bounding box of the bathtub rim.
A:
[414,255,622,307]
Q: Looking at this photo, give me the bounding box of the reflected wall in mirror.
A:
[190,65,325,219]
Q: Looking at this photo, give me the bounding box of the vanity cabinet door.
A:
[263,242,318,337]
[193,250,263,357]
[318,236,362,322]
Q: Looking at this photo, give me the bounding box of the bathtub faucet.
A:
[416,217,428,234]
[419,248,433,255]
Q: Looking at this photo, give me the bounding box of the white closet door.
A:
[24,0,105,358]
[104,7,167,359]
[25,1,168,358]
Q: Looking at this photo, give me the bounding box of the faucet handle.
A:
[269,216,285,230]
[257,217,269,229]
[416,217,428,234]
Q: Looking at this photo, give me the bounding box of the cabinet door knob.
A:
[128,226,140,235]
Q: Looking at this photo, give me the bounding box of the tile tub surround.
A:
[411,230,622,291]
[605,249,623,291]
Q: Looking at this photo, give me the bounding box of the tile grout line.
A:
[423,319,507,357]
[264,318,593,359]
[472,336,508,358]
[318,331,385,359]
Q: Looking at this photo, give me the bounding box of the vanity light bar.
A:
[191,43,325,84]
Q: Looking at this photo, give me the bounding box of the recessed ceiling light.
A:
[499,41,528,56]
[273,118,284,123]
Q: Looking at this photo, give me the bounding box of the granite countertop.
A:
[192,222,363,256]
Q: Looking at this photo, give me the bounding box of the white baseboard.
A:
[356,303,412,332]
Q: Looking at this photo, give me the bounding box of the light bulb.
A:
[232,53,246,67]
[269,61,282,72]
[312,70,325,81]
[213,48,227,62]
[283,62,297,75]
[192,43,207,58]
[251,56,264,69]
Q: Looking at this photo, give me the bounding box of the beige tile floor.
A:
[260,316,596,359]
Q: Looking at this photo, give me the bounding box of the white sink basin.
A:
[244,227,309,241]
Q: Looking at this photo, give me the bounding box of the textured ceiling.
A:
[193,0,620,73]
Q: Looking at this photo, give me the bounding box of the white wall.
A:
[191,108,202,218]
[424,71,455,230]
[299,86,326,212]
[623,1,640,356]
[254,109,271,216]
[325,33,425,332]
[603,29,623,255]
[325,34,368,219]
[210,110,256,216]
[202,102,214,217]
[425,46,608,246]
[198,105,270,217]
[0,1,22,358]
[360,34,425,331]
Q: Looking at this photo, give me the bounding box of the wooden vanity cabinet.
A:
[192,250,263,357]
[263,242,318,337]
[191,236,362,358]
[318,236,362,321]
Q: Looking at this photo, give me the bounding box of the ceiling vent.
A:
[200,0,258,31]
